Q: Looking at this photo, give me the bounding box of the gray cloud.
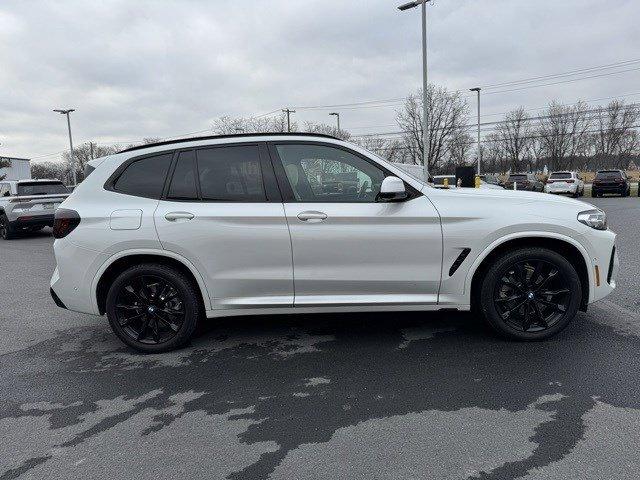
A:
[0,0,638,160]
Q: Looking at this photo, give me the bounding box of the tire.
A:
[479,247,582,341]
[106,263,202,353]
[591,189,598,198]
[0,214,15,240]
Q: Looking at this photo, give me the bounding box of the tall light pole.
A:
[329,112,341,131]
[398,0,431,182]
[470,88,481,176]
[54,108,77,185]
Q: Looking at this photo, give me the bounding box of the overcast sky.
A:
[1,0,639,162]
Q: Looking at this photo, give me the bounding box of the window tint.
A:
[549,172,572,179]
[17,182,68,195]
[275,144,386,202]
[595,171,623,180]
[197,145,265,202]
[168,151,198,200]
[113,153,172,199]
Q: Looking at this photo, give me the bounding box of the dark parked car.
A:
[592,170,631,197]
[503,173,544,192]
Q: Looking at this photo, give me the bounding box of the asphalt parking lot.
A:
[1,196,639,480]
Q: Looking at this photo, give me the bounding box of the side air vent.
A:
[449,248,471,277]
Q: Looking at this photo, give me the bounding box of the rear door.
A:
[268,141,442,306]
[154,143,293,309]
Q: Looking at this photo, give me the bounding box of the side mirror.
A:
[378,176,407,202]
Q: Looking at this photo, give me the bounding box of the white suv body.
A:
[544,171,585,197]
[50,134,618,352]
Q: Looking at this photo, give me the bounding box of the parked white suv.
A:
[50,134,619,352]
[544,171,585,197]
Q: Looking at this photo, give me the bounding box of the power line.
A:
[481,58,640,90]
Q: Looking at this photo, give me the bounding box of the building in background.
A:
[0,157,31,180]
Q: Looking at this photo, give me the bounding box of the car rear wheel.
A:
[479,248,582,341]
[0,214,15,240]
[106,264,201,353]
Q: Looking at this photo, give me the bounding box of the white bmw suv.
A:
[50,133,618,352]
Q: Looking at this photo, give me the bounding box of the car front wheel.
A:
[106,263,201,353]
[479,248,582,340]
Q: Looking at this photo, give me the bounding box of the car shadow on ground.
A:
[3,309,640,479]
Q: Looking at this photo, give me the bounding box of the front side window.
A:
[275,144,386,202]
[197,145,265,202]
[113,153,173,199]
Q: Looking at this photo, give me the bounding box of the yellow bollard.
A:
[443,178,449,188]
[475,175,481,188]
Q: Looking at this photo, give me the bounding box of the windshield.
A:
[17,181,68,196]
[549,172,572,180]
[595,171,623,180]
[508,174,527,181]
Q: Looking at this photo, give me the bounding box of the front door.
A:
[269,142,442,306]
[154,144,293,309]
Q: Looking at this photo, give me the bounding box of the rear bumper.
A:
[545,185,578,194]
[592,185,626,193]
[9,214,54,228]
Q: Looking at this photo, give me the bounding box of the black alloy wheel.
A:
[0,215,14,240]
[480,248,581,340]
[106,264,200,353]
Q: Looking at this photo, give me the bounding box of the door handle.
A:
[297,211,327,222]
[165,212,195,222]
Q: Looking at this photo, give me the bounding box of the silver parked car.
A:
[0,179,70,239]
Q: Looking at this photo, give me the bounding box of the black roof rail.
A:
[119,132,341,153]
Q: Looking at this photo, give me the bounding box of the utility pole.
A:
[282,108,296,132]
[398,0,431,182]
[53,108,77,185]
[329,112,341,131]
[470,87,481,176]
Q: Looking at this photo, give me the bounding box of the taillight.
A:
[53,208,81,239]
[566,179,574,183]
[547,180,554,184]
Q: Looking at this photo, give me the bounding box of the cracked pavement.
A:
[1,196,639,480]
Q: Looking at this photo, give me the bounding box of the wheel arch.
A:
[93,249,212,315]
[467,233,591,312]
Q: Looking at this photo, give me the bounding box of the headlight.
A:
[577,209,607,230]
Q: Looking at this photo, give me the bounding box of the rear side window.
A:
[197,146,265,202]
[168,151,198,200]
[113,153,173,199]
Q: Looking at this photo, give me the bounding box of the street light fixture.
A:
[470,87,481,176]
[397,0,431,182]
[53,108,77,186]
[329,112,341,131]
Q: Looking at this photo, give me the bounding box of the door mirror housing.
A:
[378,176,408,202]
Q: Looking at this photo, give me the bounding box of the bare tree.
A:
[395,85,469,172]
[495,107,534,172]
[0,158,11,181]
[481,132,509,174]
[31,161,68,181]
[444,129,474,172]
[538,101,591,171]
[213,113,294,135]
[63,142,119,182]
[303,122,350,141]
[352,136,406,163]
[593,100,640,169]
